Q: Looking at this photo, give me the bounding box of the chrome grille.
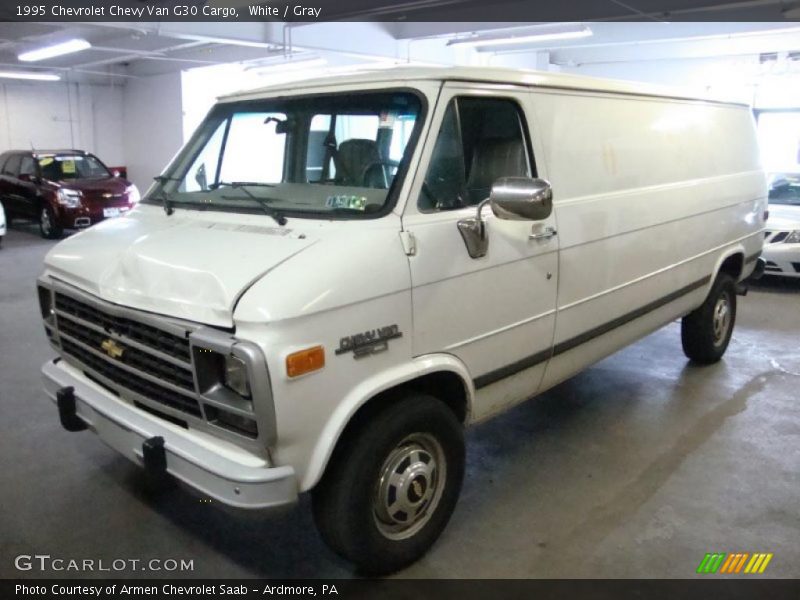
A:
[60,339,201,417]
[53,291,201,419]
[58,317,195,391]
[55,293,191,362]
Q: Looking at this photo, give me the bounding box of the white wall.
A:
[122,71,184,193]
[0,80,124,164]
[519,54,800,108]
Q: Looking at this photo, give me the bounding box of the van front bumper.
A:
[42,358,297,509]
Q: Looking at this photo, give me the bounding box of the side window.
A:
[4,154,21,177]
[419,101,466,210]
[19,155,36,177]
[419,96,534,211]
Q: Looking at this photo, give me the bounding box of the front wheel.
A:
[681,273,737,364]
[39,206,63,239]
[312,394,465,574]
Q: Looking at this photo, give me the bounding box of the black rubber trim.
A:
[473,275,712,389]
[473,348,552,389]
[56,386,88,432]
[142,436,167,475]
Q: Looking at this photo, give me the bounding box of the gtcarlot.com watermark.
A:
[14,554,194,573]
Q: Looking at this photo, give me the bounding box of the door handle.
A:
[529,226,557,240]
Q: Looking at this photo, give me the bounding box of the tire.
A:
[312,393,465,574]
[681,273,737,364]
[39,205,63,239]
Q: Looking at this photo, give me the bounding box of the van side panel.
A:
[529,90,766,391]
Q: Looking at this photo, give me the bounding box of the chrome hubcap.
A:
[41,209,51,234]
[712,295,731,345]
[373,433,445,540]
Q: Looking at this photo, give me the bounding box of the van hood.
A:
[43,209,315,327]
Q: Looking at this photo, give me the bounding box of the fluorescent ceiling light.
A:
[246,56,327,74]
[448,26,592,48]
[18,39,91,62]
[0,70,60,81]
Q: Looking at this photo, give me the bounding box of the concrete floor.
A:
[1,223,798,579]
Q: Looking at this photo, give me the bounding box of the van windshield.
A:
[147,90,424,219]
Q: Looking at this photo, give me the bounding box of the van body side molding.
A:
[473,274,712,389]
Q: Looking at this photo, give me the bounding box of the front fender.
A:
[300,353,474,491]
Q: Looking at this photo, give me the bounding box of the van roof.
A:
[220,66,747,107]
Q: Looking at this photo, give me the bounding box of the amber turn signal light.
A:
[286,346,325,378]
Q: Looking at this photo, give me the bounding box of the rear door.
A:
[17,154,40,217]
[403,82,559,421]
[1,154,23,216]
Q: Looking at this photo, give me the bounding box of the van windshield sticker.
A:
[61,160,76,174]
[325,195,367,210]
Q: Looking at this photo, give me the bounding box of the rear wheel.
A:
[312,393,465,574]
[39,206,63,239]
[681,273,736,364]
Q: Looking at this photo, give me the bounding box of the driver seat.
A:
[334,139,383,187]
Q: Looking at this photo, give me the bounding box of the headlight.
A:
[56,188,82,208]
[127,184,140,204]
[224,355,251,398]
[784,230,800,244]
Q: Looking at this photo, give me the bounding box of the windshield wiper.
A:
[212,181,276,189]
[152,175,181,216]
[214,181,287,226]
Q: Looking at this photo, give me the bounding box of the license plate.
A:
[103,207,121,218]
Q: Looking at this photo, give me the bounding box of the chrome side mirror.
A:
[457,198,491,259]
[490,177,553,221]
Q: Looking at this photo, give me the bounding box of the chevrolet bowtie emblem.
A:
[101,338,124,359]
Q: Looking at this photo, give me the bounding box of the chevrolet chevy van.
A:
[38,67,766,573]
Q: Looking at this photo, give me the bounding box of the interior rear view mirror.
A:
[490,177,553,221]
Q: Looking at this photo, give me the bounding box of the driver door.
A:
[403,83,559,422]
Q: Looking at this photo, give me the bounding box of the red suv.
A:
[0,149,139,239]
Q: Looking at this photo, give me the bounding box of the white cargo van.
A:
[38,67,766,573]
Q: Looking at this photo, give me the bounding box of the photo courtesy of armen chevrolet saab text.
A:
[36,67,766,574]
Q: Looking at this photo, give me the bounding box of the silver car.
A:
[763,174,800,278]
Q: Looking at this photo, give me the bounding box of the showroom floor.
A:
[1,223,798,579]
